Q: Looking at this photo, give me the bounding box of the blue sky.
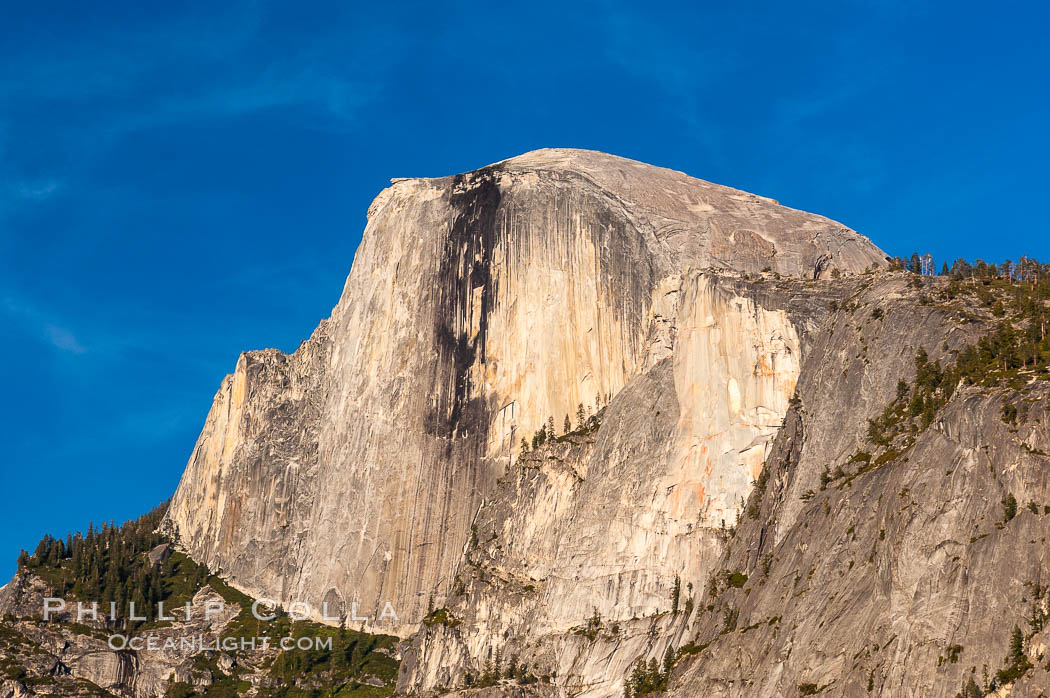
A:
[1,0,1048,579]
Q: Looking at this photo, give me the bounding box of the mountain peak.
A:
[393,148,887,279]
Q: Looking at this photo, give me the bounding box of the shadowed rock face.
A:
[163,149,885,645]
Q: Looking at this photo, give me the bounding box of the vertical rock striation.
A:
[396,273,847,695]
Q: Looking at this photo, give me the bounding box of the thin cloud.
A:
[107,67,377,136]
[0,4,388,227]
[12,179,61,201]
[0,5,384,137]
[45,324,86,354]
[2,297,87,355]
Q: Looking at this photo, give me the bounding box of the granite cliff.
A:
[161,148,884,643]
[7,149,1049,698]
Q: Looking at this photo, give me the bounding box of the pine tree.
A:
[103,562,121,606]
[959,675,981,698]
[482,656,496,686]
[331,632,348,673]
[1009,626,1025,666]
[33,535,50,562]
[896,379,909,402]
[563,415,571,434]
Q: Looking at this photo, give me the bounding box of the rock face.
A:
[163,148,886,644]
[13,147,1045,697]
[386,262,1050,698]
[0,573,239,698]
[395,273,849,695]
[660,276,1050,698]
